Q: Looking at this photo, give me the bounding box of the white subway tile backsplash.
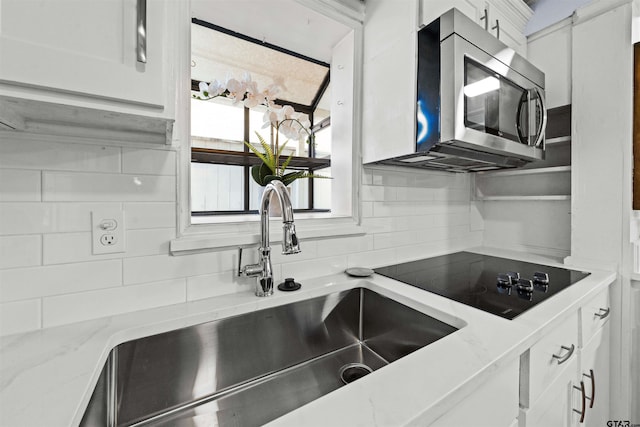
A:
[361,185,395,202]
[123,251,235,285]
[127,228,175,256]
[0,134,486,332]
[394,235,481,264]
[372,201,470,217]
[187,271,252,301]
[42,232,92,265]
[0,169,41,201]
[370,169,415,187]
[122,148,176,176]
[281,256,348,281]
[347,248,397,269]
[360,217,395,234]
[42,279,186,327]
[362,169,373,185]
[361,202,374,218]
[0,202,119,235]
[0,235,41,269]
[43,172,175,202]
[0,139,120,172]
[374,230,418,250]
[124,202,176,229]
[42,229,174,265]
[0,260,122,302]
[395,186,435,201]
[316,235,374,257]
[0,299,41,336]
[414,171,469,189]
[402,212,470,231]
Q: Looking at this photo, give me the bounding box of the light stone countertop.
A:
[0,247,616,427]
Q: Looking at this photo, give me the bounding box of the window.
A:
[190,21,333,215]
[174,0,362,249]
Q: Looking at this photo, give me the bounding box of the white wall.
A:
[525,0,593,35]
[0,132,481,336]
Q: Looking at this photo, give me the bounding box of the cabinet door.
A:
[420,0,485,27]
[486,3,527,57]
[520,357,578,427]
[0,0,164,108]
[581,325,610,427]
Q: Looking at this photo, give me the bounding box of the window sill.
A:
[170,215,364,254]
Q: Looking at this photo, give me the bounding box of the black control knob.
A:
[516,278,533,292]
[516,278,534,301]
[533,272,549,284]
[497,273,513,295]
[532,272,549,292]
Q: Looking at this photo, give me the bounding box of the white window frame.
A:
[171,0,365,253]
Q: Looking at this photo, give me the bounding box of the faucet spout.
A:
[240,180,301,296]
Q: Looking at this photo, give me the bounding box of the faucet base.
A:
[255,289,274,297]
[256,276,274,297]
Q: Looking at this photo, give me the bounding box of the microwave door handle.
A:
[532,87,547,148]
[516,90,529,145]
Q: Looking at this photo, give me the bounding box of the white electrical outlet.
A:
[92,209,125,254]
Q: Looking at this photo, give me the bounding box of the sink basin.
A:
[80,287,458,426]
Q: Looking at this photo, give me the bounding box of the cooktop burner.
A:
[374,251,590,320]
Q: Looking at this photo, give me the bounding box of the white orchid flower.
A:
[208,80,226,97]
[263,83,281,101]
[199,81,208,94]
[225,78,247,103]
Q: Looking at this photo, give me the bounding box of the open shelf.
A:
[479,195,571,201]
[191,148,331,171]
[477,165,571,177]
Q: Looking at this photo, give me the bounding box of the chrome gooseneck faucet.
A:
[238,180,300,296]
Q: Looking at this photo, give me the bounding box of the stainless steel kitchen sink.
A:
[80,287,458,427]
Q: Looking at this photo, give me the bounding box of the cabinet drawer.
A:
[521,311,579,407]
[580,287,610,347]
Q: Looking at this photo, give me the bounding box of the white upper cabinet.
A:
[527,18,572,109]
[0,0,176,143]
[0,0,164,107]
[419,0,531,56]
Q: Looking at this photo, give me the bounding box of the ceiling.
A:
[190,0,353,64]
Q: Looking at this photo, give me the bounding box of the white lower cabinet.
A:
[520,357,578,427]
[580,324,610,427]
[431,358,519,427]
[519,286,611,427]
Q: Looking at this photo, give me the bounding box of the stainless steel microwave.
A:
[375,8,547,172]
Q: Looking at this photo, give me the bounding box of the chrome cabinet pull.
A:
[584,369,595,408]
[552,344,575,364]
[137,0,147,63]
[573,381,587,423]
[595,307,610,319]
[492,19,500,39]
[480,8,488,30]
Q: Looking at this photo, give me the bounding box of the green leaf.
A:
[281,171,306,187]
[243,141,271,170]
[250,165,264,186]
[280,153,294,175]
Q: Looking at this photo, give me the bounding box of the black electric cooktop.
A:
[374,251,590,320]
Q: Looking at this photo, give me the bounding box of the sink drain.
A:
[339,363,373,384]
